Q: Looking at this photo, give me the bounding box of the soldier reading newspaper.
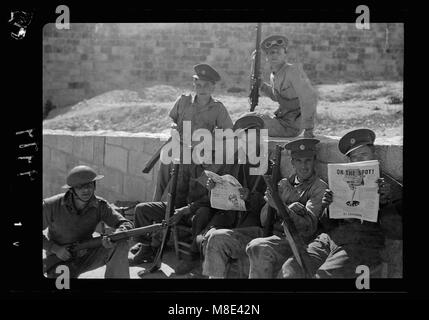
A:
[327,160,380,222]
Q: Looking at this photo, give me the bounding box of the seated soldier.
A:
[251,35,318,138]
[200,115,267,278]
[245,138,328,278]
[280,129,403,278]
[43,166,133,278]
[129,145,234,275]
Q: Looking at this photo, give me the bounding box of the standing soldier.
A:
[245,138,327,278]
[253,35,318,138]
[153,63,234,201]
[42,166,133,278]
[280,129,403,278]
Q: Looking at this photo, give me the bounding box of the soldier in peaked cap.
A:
[245,138,328,278]
[280,129,403,278]
[252,34,318,138]
[42,165,133,278]
[152,63,233,203]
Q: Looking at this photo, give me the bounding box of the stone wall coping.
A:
[43,130,403,146]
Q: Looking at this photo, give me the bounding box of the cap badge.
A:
[350,138,356,145]
[300,144,305,150]
[201,70,206,75]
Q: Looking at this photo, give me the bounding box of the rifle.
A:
[43,222,167,273]
[263,146,311,278]
[142,137,172,174]
[262,147,282,237]
[249,23,262,112]
[139,161,180,276]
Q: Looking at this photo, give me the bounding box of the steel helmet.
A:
[62,165,104,189]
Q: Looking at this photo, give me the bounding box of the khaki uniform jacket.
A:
[262,173,328,240]
[169,94,233,136]
[261,63,318,131]
[42,191,133,254]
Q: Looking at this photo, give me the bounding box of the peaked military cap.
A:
[338,128,376,156]
[233,113,265,131]
[261,35,289,52]
[192,64,221,83]
[284,138,320,158]
[62,165,104,189]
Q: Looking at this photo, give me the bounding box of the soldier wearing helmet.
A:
[252,35,318,138]
[42,165,133,278]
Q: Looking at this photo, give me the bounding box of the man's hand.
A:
[274,108,285,118]
[239,187,250,201]
[303,128,315,138]
[322,189,334,209]
[52,245,72,261]
[206,178,216,191]
[169,206,191,225]
[102,236,115,249]
[288,202,306,216]
[377,178,391,205]
[264,189,279,211]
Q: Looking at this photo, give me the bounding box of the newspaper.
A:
[327,160,380,222]
[199,170,247,211]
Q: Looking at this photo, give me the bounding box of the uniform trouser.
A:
[279,233,383,278]
[133,201,213,256]
[153,162,171,202]
[44,239,130,279]
[245,234,294,278]
[202,226,263,278]
[258,114,303,138]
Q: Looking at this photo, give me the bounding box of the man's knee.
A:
[278,257,303,278]
[246,237,274,258]
[206,229,232,251]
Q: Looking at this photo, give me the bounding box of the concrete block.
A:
[82,136,94,161]
[106,136,123,146]
[104,144,128,173]
[98,167,124,194]
[51,149,67,171]
[93,136,105,165]
[56,135,74,153]
[43,146,51,165]
[143,137,164,155]
[123,175,146,202]
[122,137,146,152]
[65,156,79,172]
[43,134,57,148]
[376,145,403,183]
[128,151,154,179]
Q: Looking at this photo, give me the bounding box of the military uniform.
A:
[42,166,133,278]
[257,35,318,137]
[153,64,233,201]
[280,129,403,278]
[201,116,267,278]
[245,139,327,278]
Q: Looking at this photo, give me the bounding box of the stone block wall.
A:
[43,22,403,108]
[43,130,403,200]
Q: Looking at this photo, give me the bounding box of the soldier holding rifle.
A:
[152,64,233,202]
[246,139,327,278]
[280,129,402,278]
[42,166,133,278]
[251,34,318,138]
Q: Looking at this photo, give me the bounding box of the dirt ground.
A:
[43,81,403,139]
